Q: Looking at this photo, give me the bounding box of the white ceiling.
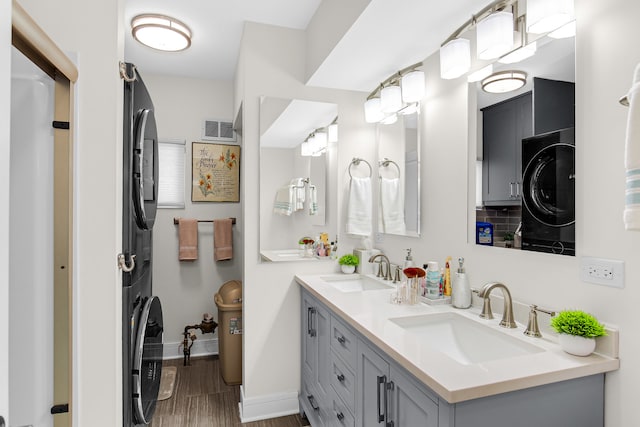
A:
[124,0,491,92]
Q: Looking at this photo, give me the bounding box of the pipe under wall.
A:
[182,313,218,366]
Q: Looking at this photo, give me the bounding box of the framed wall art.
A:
[192,142,240,202]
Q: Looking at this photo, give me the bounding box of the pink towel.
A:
[214,218,233,261]
[178,218,198,261]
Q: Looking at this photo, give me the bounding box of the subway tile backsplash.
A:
[476,206,522,246]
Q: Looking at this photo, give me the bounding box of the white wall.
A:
[236,21,370,418]
[142,73,241,354]
[0,0,11,421]
[16,0,124,425]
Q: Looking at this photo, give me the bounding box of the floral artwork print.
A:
[192,142,240,202]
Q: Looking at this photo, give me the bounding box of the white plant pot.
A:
[558,333,596,356]
[341,265,356,274]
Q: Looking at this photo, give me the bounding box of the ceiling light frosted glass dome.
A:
[440,38,470,79]
[526,0,574,34]
[132,14,192,52]
[477,10,514,60]
[481,70,527,93]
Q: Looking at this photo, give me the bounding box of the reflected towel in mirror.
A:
[291,178,306,211]
[274,185,294,216]
[624,63,640,231]
[309,184,318,215]
[346,176,372,236]
[379,177,406,234]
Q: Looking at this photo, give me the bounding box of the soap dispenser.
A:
[403,248,414,269]
[452,257,472,309]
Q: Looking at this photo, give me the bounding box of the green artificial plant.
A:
[550,310,607,338]
[338,254,359,266]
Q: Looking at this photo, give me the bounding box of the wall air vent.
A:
[201,119,237,142]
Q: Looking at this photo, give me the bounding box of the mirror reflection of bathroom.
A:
[474,34,575,256]
[377,110,420,237]
[258,97,338,262]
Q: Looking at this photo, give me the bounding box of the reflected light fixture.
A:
[526,0,574,34]
[548,20,576,39]
[440,38,471,79]
[499,41,537,64]
[380,84,403,113]
[132,14,192,52]
[476,10,514,60]
[300,140,313,157]
[481,70,527,93]
[468,64,493,83]
[380,114,398,125]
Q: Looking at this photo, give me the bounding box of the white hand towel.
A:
[273,185,294,216]
[379,177,406,234]
[346,176,372,236]
[309,184,318,215]
[624,63,640,230]
[290,178,305,210]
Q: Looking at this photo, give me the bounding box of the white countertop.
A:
[295,273,620,403]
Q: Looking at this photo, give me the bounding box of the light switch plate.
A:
[580,256,625,288]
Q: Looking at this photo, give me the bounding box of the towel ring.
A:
[378,158,400,178]
[349,158,372,178]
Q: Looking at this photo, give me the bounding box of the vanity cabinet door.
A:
[482,92,532,206]
[389,365,438,427]
[356,341,391,427]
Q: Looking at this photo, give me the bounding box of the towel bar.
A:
[173,217,236,225]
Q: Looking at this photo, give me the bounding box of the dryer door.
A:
[132,107,158,230]
[522,142,575,227]
[132,296,163,425]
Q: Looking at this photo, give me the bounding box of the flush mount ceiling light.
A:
[477,10,515,60]
[440,38,471,80]
[132,14,192,52]
[481,70,527,93]
[526,0,574,34]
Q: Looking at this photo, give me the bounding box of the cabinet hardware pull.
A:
[337,335,346,344]
[307,394,319,411]
[515,181,521,197]
[337,412,345,421]
[337,373,345,382]
[377,375,386,423]
[307,307,317,337]
[509,182,515,198]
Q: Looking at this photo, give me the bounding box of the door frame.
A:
[11,1,77,426]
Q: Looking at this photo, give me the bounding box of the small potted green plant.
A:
[338,254,359,274]
[550,310,607,356]
[503,232,514,248]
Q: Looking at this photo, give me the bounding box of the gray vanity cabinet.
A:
[481,92,532,206]
[299,288,606,427]
[301,292,332,425]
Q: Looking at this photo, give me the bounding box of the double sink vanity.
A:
[296,273,619,427]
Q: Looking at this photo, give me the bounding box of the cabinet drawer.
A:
[331,315,357,369]
[331,352,356,411]
[331,389,355,427]
[300,378,325,426]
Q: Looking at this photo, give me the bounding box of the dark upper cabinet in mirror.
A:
[474,36,575,256]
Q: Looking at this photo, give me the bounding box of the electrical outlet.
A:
[580,257,624,288]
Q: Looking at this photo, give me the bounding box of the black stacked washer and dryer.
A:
[122,62,164,426]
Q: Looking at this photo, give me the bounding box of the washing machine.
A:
[122,62,164,426]
[521,127,575,256]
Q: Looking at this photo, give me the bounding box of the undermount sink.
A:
[319,274,394,292]
[389,312,544,365]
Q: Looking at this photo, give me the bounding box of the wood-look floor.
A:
[150,356,309,427]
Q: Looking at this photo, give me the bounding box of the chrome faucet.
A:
[477,282,517,328]
[368,253,392,281]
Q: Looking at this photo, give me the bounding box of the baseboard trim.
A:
[238,385,300,423]
[162,337,218,360]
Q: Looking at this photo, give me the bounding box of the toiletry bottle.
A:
[452,257,472,309]
[403,248,414,279]
[439,268,444,297]
[444,256,452,296]
[421,264,428,297]
[331,237,338,260]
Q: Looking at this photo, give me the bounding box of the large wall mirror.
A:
[472,33,575,256]
[377,110,421,237]
[259,96,338,262]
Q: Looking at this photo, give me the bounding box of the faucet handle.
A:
[393,265,402,283]
[524,304,556,338]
